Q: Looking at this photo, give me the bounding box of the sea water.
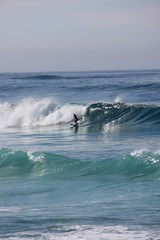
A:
[0,70,160,239]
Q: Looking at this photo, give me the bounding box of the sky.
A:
[0,0,160,72]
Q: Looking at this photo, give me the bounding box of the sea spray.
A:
[0,98,87,128]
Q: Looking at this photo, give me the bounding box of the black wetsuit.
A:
[74,114,78,124]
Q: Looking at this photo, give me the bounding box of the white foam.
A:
[0,207,21,212]
[131,149,148,157]
[130,149,160,166]
[131,149,160,158]
[6,225,160,240]
[103,121,119,133]
[27,151,45,163]
[0,98,87,128]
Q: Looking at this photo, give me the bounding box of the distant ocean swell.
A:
[7,72,160,93]
[10,71,160,80]
[0,148,160,180]
[0,98,160,129]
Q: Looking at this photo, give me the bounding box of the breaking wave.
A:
[0,98,87,128]
[0,98,160,130]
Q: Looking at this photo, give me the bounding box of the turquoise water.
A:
[0,70,160,239]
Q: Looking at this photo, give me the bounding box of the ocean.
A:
[0,70,160,239]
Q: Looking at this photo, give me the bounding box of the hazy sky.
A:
[1,0,160,72]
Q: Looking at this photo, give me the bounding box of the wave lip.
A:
[0,148,160,180]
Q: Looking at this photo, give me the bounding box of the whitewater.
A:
[0,70,160,239]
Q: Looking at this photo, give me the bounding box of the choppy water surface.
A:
[0,70,160,239]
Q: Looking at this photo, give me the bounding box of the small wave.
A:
[12,74,62,80]
[9,70,160,81]
[12,74,81,80]
[0,148,160,180]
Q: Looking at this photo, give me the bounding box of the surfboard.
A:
[70,123,78,128]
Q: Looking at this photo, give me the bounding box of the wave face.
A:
[0,148,160,180]
[86,102,160,132]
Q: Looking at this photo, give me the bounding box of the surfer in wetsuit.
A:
[74,114,78,124]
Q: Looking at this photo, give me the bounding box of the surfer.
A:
[74,114,79,124]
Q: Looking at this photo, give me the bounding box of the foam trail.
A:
[0,98,87,128]
[4,225,159,240]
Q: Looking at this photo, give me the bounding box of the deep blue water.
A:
[0,70,160,239]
